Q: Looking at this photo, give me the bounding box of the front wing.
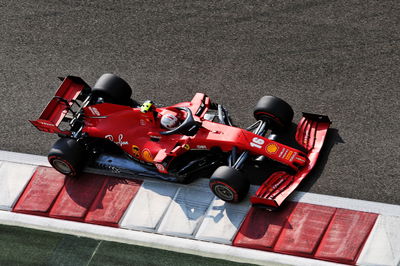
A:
[250,113,331,209]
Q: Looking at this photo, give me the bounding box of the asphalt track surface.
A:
[1,0,399,205]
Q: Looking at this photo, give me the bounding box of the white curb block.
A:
[157,186,215,238]
[0,162,36,211]
[358,215,400,266]
[0,150,50,167]
[195,197,251,244]
[120,181,179,231]
[121,179,254,244]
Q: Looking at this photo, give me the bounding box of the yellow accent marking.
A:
[142,149,153,162]
[285,151,293,160]
[131,145,140,157]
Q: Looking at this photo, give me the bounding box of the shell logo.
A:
[266,143,279,154]
[142,149,153,162]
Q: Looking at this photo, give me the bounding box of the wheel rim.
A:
[213,184,234,201]
[52,159,72,174]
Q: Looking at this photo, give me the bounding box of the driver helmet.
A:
[161,113,180,129]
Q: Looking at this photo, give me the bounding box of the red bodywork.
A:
[31,77,331,208]
[81,97,309,174]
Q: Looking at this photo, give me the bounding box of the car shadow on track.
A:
[296,128,344,192]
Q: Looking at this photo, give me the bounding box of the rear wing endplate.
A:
[29,76,90,135]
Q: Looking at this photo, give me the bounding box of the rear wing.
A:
[29,76,91,135]
[250,113,332,209]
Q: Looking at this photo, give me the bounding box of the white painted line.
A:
[289,191,400,217]
[120,181,179,231]
[0,210,344,266]
[0,150,50,167]
[357,215,400,266]
[0,162,36,211]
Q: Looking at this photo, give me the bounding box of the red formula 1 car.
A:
[31,74,331,209]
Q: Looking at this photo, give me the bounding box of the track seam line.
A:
[86,240,102,266]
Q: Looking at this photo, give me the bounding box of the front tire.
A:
[209,166,249,203]
[253,96,294,131]
[48,138,87,176]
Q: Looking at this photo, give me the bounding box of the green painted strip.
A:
[0,224,255,266]
[0,224,60,265]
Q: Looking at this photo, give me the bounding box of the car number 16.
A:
[250,137,265,149]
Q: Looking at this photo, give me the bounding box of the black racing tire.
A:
[253,96,294,131]
[48,138,87,177]
[92,73,132,106]
[209,166,250,203]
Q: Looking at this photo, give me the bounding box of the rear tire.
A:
[253,96,294,131]
[92,73,133,106]
[48,138,87,177]
[209,166,249,203]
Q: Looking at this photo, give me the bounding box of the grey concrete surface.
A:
[0,0,399,204]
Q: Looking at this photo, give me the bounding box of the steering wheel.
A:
[160,107,199,136]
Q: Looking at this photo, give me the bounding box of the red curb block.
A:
[13,166,142,227]
[274,203,336,255]
[233,202,378,265]
[233,202,296,250]
[49,173,107,222]
[13,167,66,215]
[315,208,378,263]
[85,178,142,227]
